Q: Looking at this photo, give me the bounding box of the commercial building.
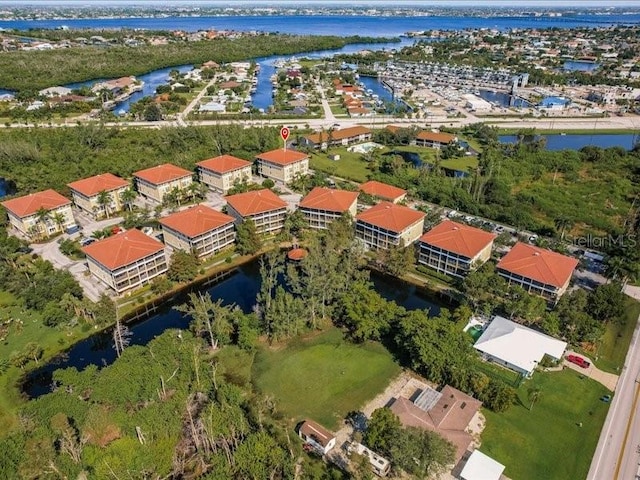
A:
[300,126,372,150]
[298,187,358,229]
[159,204,235,258]
[418,220,496,278]
[225,189,288,234]
[359,180,407,203]
[497,242,578,301]
[256,149,309,183]
[67,173,130,218]
[82,229,168,294]
[473,315,567,377]
[133,163,193,203]
[196,154,253,194]
[356,202,425,249]
[2,189,76,238]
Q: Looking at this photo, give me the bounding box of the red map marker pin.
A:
[280,126,290,142]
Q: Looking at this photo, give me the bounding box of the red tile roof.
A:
[359,180,407,202]
[225,189,287,217]
[159,204,234,238]
[497,242,579,289]
[2,189,71,218]
[420,220,496,259]
[82,229,165,270]
[305,126,371,145]
[133,163,192,185]
[287,248,308,261]
[196,155,252,174]
[299,187,358,213]
[67,173,129,197]
[256,149,308,166]
[356,202,425,234]
[416,131,456,144]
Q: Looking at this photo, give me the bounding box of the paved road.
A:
[587,312,640,480]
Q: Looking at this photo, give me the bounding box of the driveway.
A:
[563,351,619,391]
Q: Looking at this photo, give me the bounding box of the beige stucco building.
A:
[299,187,358,229]
[159,204,236,258]
[197,155,253,194]
[1,189,76,239]
[225,189,288,234]
[355,202,425,250]
[256,149,309,183]
[82,229,168,294]
[133,163,193,203]
[67,173,130,218]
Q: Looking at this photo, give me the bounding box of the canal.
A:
[22,257,445,399]
[499,133,639,151]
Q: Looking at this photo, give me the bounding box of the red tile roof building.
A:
[225,189,288,234]
[2,189,76,238]
[415,130,457,148]
[418,220,496,278]
[67,173,130,218]
[497,242,579,301]
[133,163,193,203]
[256,149,309,183]
[301,126,372,149]
[82,229,167,294]
[196,155,253,194]
[359,180,407,204]
[299,187,359,229]
[159,205,235,258]
[355,202,425,250]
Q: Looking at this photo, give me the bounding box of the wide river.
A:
[22,258,445,399]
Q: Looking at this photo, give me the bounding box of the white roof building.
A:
[460,450,505,480]
[39,86,72,97]
[473,316,567,376]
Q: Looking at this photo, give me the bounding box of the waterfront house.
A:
[299,187,358,229]
[256,149,309,183]
[474,315,567,377]
[300,126,372,150]
[225,189,288,234]
[196,155,253,194]
[67,173,130,219]
[418,220,496,278]
[356,202,425,250]
[415,130,457,149]
[82,229,168,294]
[359,180,407,203]
[298,420,336,455]
[496,242,578,301]
[159,204,235,258]
[133,163,193,203]
[2,189,76,239]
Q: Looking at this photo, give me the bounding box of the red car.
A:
[566,354,590,369]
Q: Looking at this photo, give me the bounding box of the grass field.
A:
[482,369,611,480]
[309,148,372,183]
[252,328,400,430]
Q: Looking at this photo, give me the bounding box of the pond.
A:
[22,257,446,399]
[563,60,600,72]
[499,133,639,151]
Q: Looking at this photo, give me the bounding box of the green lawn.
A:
[252,328,401,430]
[482,369,611,480]
[309,148,372,183]
[590,297,640,374]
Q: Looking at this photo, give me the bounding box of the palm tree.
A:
[528,386,542,411]
[120,187,137,212]
[34,207,51,239]
[96,190,112,219]
[554,217,573,241]
[51,212,66,233]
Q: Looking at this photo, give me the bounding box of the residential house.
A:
[133,163,193,203]
[196,155,253,194]
[225,189,288,234]
[359,180,407,203]
[2,189,76,238]
[496,242,578,301]
[256,149,309,183]
[67,173,130,219]
[299,187,358,229]
[389,385,482,463]
[459,450,505,480]
[298,420,336,455]
[356,202,425,249]
[159,204,235,258]
[300,126,372,150]
[415,131,457,149]
[82,229,168,294]
[418,220,496,278]
[473,315,567,377]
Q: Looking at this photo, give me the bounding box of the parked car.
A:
[80,237,96,247]
[600,395,611,403]
[566,354,590,369]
